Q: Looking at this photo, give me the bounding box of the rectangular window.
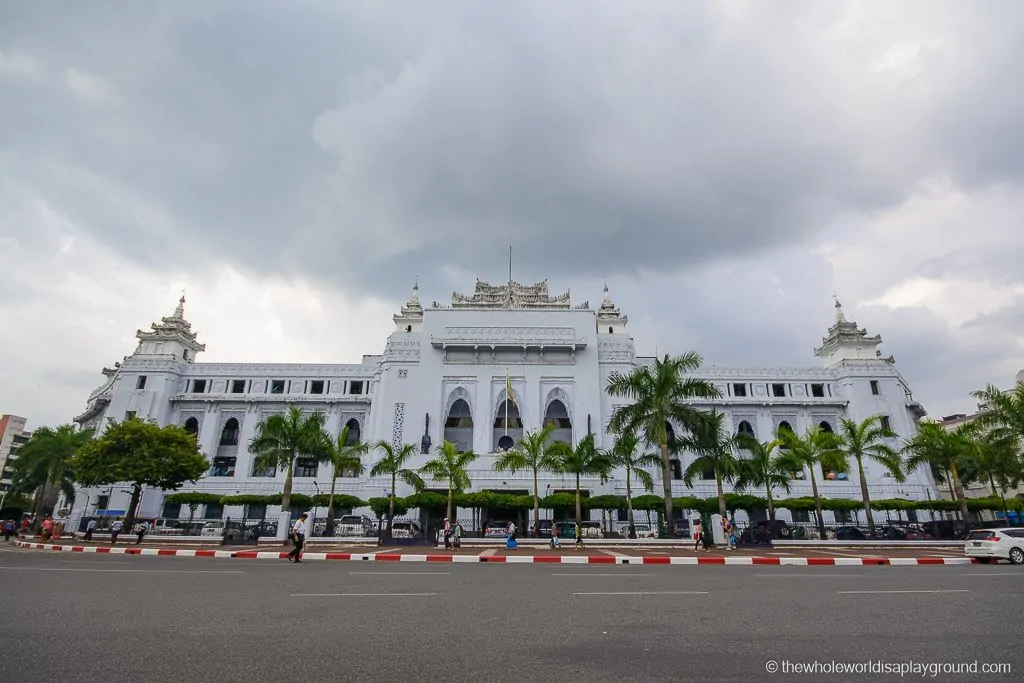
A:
[96,495,109,511]
[732,383,747,397]
[701,468,716,481]
[125,411,137,421]
[791,510,811,523]
[310,380,325,395]
[136,376,147,390]
[349,381,364,395]
[270,380,285,394]
[294,457,319,478]
[211,456,237,477]
[161,502,182,519]
[870,380,880,395]
[251,463,276,477]
[204,503,224,520]
[246,503,267,521]
[880,415,892,431]
[670,459,683,481]
[811,383,825,398]
[231,380,246,393]
[192,379,207,393]
[834,510,854,524]
[772,383,786,397]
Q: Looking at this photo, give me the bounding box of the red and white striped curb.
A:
[13,541,978,565]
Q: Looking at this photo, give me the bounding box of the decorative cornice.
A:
[597,339,636,364]
[168,394,371,405]
[177,362,376,378]
[383,339,421,363]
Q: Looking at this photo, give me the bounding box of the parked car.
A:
[880,525,933,541]
[390,520,422,539]
[335,515,374,537]
[833,526,870,541]
[740,519,795,543]
[484,521,512,538]
[618,522,656,539]
[199,520,253,541]
[964,527,1024,564]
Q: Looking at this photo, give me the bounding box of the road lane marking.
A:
[959,572,1023,576]
[0,567,244,573]
[837,589,970,594]
[349,572,451,575]
[288,589,436,593]
[553,573,650,577]
[573,591,708,596]
[755,573,863,578]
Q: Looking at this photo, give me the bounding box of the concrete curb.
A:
[13,541,979,565]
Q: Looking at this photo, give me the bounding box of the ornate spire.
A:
[815,297,885,365]
[134,293,205,360]
[394,277,424,329]
[597,280,627,328]
[411,276,420,306]
[834,295,847,323]
[173,294,185,319]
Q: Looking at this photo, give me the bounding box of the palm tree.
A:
[248,406,329,513]
[777,426,844,538]
[832,416,904,537]
[970,429,1023,519]
[972,382,1024,442]
[681,410,741,518]
[606,353,721,537]
[494,425,562,534]
[370,441,424,532]
[420,439,478,520]
[10,424,93,522]
[605,431,661,537]
[903,421,972,523]
[321,422,368,535]
[733,435,789,521]
[554,434,611,522]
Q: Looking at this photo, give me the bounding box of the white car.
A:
[964,528,1024,564]
[619,523,656,539]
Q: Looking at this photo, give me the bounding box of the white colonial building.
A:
[68,277,936,528]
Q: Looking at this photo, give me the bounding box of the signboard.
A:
[96,509,126,517]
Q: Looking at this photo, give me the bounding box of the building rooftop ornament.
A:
[134,295,206,360]
[450,278,572,309]
[814,297,887,364]
[597,280,627,325]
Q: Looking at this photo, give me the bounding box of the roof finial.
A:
[173,289,186,318]
[602,279,612,304]
[411,276,420,304]
[833,294,847,323]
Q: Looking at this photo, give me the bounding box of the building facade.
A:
[68,278,937,526]
[0,414,31,499]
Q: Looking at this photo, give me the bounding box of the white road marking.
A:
[755,573,864,578]
[959,572,1023,576]
[290,592,437,597]
[837,589,970,594]
[0,567,244,574]
[349,572,451,575]
[573,591,708,596]
[552,573,650,577]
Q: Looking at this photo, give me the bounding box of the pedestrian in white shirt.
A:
[288,513,308,563]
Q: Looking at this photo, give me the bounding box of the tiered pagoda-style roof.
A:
[814,299,892,363]
[446,278,572,309]
[135,296,206,358]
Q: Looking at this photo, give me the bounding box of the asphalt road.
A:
[1,546,1021,682]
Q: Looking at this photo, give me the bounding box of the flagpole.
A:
[505,369,509,436]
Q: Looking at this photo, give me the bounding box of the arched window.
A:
[406,325,412,332]
[608,326,613,334]
[184,417,199,436]
[444,399,474,453]
[493,399,523,452]
[544,399,572,448]
[777,420,793,435]
[344,418,361,445]
[219,418,240,446]
[737,420,754,437]
[819,421,833,433]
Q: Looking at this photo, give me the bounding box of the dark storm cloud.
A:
[3,1,1023,300]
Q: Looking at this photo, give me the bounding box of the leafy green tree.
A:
[607,353,721,537]
[681,410,741,518]
[968,428,1023,519]
[370,441,424,532]
[777,426,844,538]
[903,421,973,522]
[248,406,329,512]
[972,382,1024,443]
[321,422,368,534]
[72,418,208,528]
[494,425,563,534]
[419,439,478,521]
[605,430,661,537]
[733,435,789,521]
[164,491,223,524]
[831,416,904,537]
[9,424,93,522]
[554,433,610,522]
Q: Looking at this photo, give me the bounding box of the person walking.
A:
[721,517,734,551]
[110,519,123,545]
[2,519,14,542]
[41,516,54,542]
[693,520,708,552]
[84,518,96,542]
[453,521,462,549]
[573,520,583,550]
[443,518,452,549]
[550,523,560,550]
[287,513,308,563]
[134,520,149,545]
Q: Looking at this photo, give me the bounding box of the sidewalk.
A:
[12,540,979,565]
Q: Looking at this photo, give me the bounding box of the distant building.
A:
[0,414,31,496]
[69,278,938,528]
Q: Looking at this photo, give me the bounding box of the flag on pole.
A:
[504,369,513,436]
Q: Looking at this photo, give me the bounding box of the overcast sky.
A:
[2,1,1022,431]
